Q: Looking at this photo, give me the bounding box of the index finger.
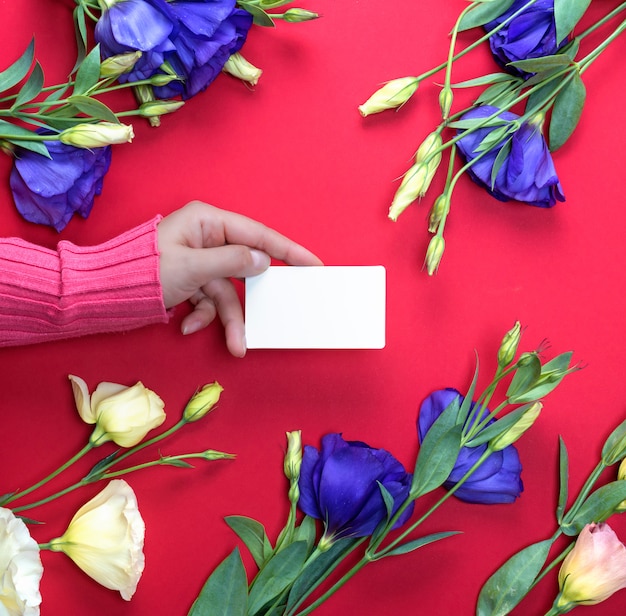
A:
[202,204,323,266]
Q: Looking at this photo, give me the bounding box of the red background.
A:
[1,0,626,614]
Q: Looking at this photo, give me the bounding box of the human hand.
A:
[157,201,322,357]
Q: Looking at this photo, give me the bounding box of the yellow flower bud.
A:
[415,131,443,164]
[49,480,145,601]
[428,193,449,233]
[69,375,165,447]
[138,99,185,118]
[99,51,142,78]
[489,402,542,451]
[498,321,522,368]
[59,122,134,148]
[615,459,626,513]
[222,52,263,86]
[388,163,428,221]
[284,430,303,482]
[183,382,224,422]
[424,235,445,275]
[281,8,319,22]
[358,77,419,117]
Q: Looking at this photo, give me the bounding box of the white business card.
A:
[245,266,386,349]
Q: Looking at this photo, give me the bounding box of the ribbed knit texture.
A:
[0,216,169,346]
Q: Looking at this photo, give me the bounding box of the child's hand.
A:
[157,201,322,357]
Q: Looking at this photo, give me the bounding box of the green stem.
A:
[1,443,93,506]
[576,2,626,41]
[578,17,626,72]
[561,461,606,524]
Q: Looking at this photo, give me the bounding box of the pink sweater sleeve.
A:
[0,216,169,347]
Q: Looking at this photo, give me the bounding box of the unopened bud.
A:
[150,73,181,87]
[100,51,142,77]
[284,430,303,482]
[490,402,542,451]
[498,321,522,368]
[439,85,453,119]
[388,163,428,221]
[358,77,419,117]
[424,235,445,275]
[616,459,626,512]
[222,52,263,86]
[139,99,184,117]
[415,131,443,164]
[280,8,319,22]
[428,193,449,233]
[183,382,224,422]
[59,122,134,148]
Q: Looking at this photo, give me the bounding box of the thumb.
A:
[188,244,271,284]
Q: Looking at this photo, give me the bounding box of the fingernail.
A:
[182,320,202,335]
[250,249,270,270]
[240,335,247,357]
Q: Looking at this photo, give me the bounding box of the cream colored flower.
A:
[358,77,419,117]
[222,52,263,86]
[49,480,145,601]
[0,507,43,616]
[556,523,626,608]
[59,122,134,148]
[69,375,165,447]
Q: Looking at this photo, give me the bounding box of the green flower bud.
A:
[388,162,428,221]
[284,430,303,482]
[439,85,453,119]
[59,122,134,148]
[428,193,449,233]
[424,235,445,275]
[498,321,522,368]
[100,52,142,78]
[183,382,224,422]
[358,77,419,117]
[222,52,263,86]
[490,402,542,451]
[280,8,319,22]
[138,100,185,118]
[615,459,626,512]
[415,131,443,164]
[150,73,181,87]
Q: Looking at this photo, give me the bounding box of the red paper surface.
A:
[1,1,625,614]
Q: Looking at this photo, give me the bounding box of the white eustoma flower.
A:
[69,375,166,447]
[49,480,145,601]
[0,507,43,616]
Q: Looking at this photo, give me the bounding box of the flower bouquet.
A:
[0,0,318,231]
[359,0,626,274]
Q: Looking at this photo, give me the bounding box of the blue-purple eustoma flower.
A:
[417,388,523,504]
[298,433,414,542]
[9,139,111,232]
[456,105,565,207]
[485,0,567,77]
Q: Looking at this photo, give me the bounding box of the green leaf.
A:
[601,418,626,465]
[510,352,575,403]
[83,450,120,480]
[286,538,361,611]
[225,515,273,568]
[508,54,571,74]
[475,123,512,153]
[561,482,626,536]
[12,62,44,109]
[465,403,533,448]
[448,117,508,130]
[475,80,521,107]
[162,459,194,468]
[0,39,35,93]
[476,539,553,616]
[452,73,516,89]
[247,540,309,615]
[43,84,70,104]
[556,436,569,524]
[506,354,542,401]
[549,72,585,151]
[292,515,317,552]
[74,45,102,96]
[490,138,512,188]
[458,354,479,424]
[412,421,463,498]
[71,5,88,75]
[188,547,247,616]
[238,2,276,27]
[554,0,592,44]
[0,120,51,157]
[458,0,515,31]
[525,77,562,116]
[381,531,460,558]
[66,95,119,123]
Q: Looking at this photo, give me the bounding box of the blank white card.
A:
[244,266,386,349]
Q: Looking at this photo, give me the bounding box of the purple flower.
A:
[456,105,565,207]
[154,0,253,100]
[95,0,177,82]
[298,433,414,542]
[9,139,111,232]
[485,0,567,77]
[417,389,523,504]
[95,0,253,100]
